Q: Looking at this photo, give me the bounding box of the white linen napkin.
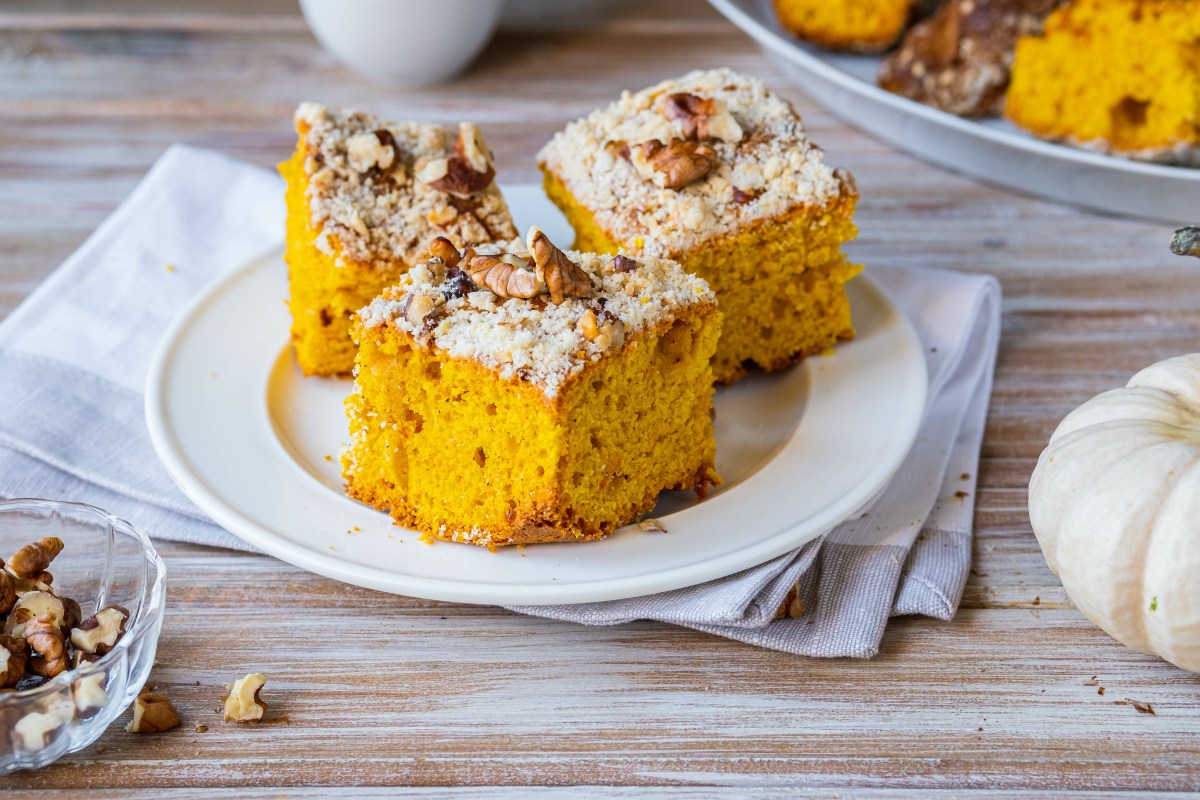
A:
[0,146,1000,657]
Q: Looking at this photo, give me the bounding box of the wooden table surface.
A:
[2,1,1198,796]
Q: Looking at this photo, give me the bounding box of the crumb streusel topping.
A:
[295,102,517,268]
[537,67,851,258]
[359,230,717,398]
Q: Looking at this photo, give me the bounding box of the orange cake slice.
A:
[344,229,721,547]
[538,68,861,384]
[280,103,517,376]
[1006,0,1200,163]
[774,0,922,51]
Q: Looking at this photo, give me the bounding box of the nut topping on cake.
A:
[295,104,517,269]
[630,139,717,190]
[610,255,640,273]
[464,251,544,299]
[731,186,759,205]
[611,89,740,192]
[528,226,594,303]
[361,233,715,397]
[429,236,462,269]
[418,122,496,196]
[345,131,396,172]
[578,307,625,350]
[537,68,846,257]
[663,93,743,143]
[578,308,600,341]
[457,122,491,174]
[430,237,474,299]
[416,158,450,185]
[402,293,441,327]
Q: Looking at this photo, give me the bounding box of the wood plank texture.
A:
[0,0,1197,794]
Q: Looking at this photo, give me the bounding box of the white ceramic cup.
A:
[299,0,504,87]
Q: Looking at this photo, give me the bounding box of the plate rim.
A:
[145,213,927,606]
[708,0,1198,221]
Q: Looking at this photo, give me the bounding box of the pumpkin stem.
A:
[1170,227,1200,258]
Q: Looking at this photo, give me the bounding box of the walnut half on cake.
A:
[343,229,722,548]
[279,103,518,377]
[538,67,862,384]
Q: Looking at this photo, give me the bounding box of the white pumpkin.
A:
[1029,353,1200,673]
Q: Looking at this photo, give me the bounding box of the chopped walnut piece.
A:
[127,690,181,734]
[630,139,717,190]
[663,92,743,142]
[0,570,15,616]
[11,572,53,596]
[223,673,269,723]
[429,158,495,195]
[527,226,593,304]
[345,130,396,172]
[25,612,68,679]
[374,129,406,183]
[73,672,109,717]
[416,158,450,185]
[60,595,81,633]
[71,650,101,670]
[401,293,440,327]
[664,92,713,138]
[464,252,544,299]
[419,122,495,196]
[604,139,631,160]
[441,269,474,301]
[638,518,667,533]
[578,308,600,341]
[5,591,66,638]
[425,201,459,227]
[594,315,625,351]
[71,605,130,656]
[732,187,759,205]
[7,537,64,579]
[428,236,462,270]
[610,255,640,273]
[431,237,475,298]
[456,121,491,174]
[13,698,75,751]
[0,634,27,689]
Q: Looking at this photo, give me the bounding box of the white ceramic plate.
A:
[145,185,927,605]
[709,0,1197,225]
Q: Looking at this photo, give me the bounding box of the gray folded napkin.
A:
[0,145,1000,657]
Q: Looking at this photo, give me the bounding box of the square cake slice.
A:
[280,102,518,376]
[773,0,920,52]
[344,228,721,548]
[538,67,861,384]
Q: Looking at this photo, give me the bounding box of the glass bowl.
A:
[0,499,166,773]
